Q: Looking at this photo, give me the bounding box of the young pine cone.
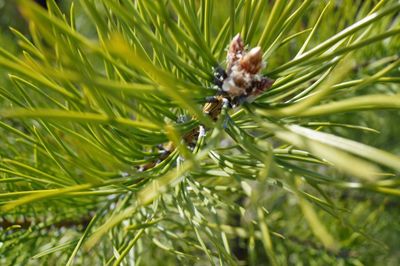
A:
[222,34,274,99]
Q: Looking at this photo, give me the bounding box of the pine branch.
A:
[138,34,274,172]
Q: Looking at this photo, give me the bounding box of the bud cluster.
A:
[221,34,274,100]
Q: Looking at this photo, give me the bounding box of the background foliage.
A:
[0,0,400,265]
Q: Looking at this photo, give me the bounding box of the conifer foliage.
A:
[0,0,400,265]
